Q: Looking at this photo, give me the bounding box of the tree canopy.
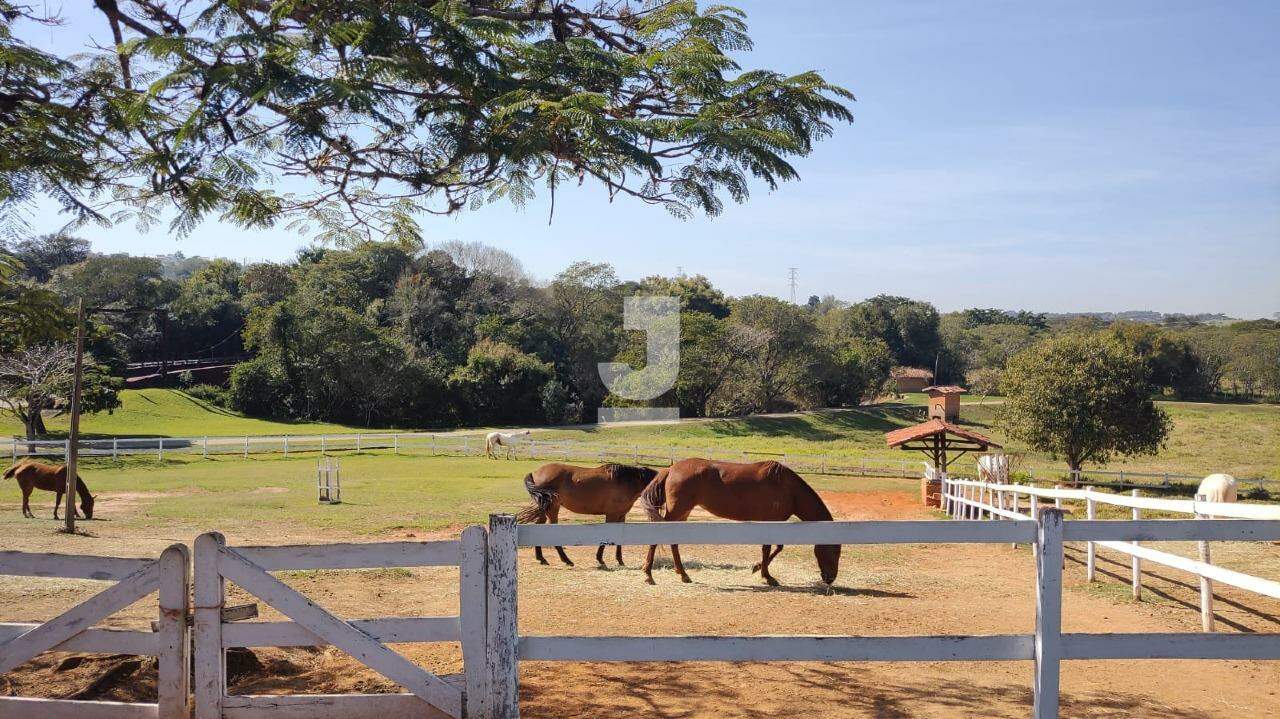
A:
[998,334,1170,471]
[2,1,853,241]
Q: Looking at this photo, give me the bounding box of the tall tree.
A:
[999,334,1170,472]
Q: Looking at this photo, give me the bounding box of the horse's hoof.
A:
[644,576,656,585]
[537,559,549,565]
[561,561,575,567]
[751,563,762,573]
[616,560,626,567]
[763,576,780,587]
[679,574,692,584]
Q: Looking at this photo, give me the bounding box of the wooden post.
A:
[158,437,164,461]
[157,543,191,719]
[1030,495,1040,558]
[194,532,227,719]
[1053,485,1062,509]
[63,298,86,533]
[112,438,118,461]
[460,525,489,718]
[486,515,519,719]
[393,434,399,455]
[1085,488,1096,582]
[1131,489,1142,600]
[321,434,327,455]
[283,435,289,458]
[1195,494,1215,632]
[202,436,208,458]
[1033,508,1065,719]
[243,436,249,460]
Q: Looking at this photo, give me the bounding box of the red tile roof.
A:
[923,385,967,395]
[891,367,934,379]
[884,419,1000,448]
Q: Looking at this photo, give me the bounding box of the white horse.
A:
[485,430,530,459]
[1196,473,1237,505]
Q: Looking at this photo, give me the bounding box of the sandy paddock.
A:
[2,488,1279,718]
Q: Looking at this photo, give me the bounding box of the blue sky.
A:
[20,1,1280,317]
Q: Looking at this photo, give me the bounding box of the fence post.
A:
[64,438,70,461]
[10,438,14,462]
[394,434,399,454]
[1029,495,1040,558]
[460,525,489,718]
[1011,490,1021,549]
[243,436,249,460]
[1085,487,1096,582]
[432,434,437,456]
[112,438,119,461]
[487,514,519,719]
[202,436,208,459]
[1033,508,1065,719]
[194,532,226,719]
[284,435,289,458]
[357,433,362,452]
[1131,489,1142,600]
[158,437,164,461]
[157,543,191,719]
[321,434,327,455]
[1195,493,1215,632]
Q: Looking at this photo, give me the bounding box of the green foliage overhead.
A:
[998,333,1171,471]
[3,1,853,242]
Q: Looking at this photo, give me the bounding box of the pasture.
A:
[2,451,1279,717]
[6,388,1279,481]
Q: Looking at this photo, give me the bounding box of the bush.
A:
[229,358,293,418]
[184,383,230,408]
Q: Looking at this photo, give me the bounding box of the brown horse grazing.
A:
[3,460,95,520]
[641,459,839,587]
[517,463,660,567]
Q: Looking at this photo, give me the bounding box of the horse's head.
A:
[814,544,841,586]
[81,494,95,520]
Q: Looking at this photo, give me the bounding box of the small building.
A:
[891,367,934,393]
[923,385,966,421]
[884,418,1001,506]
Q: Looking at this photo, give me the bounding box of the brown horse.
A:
[517,463,660,567]
[3,460,95,520]
[640,459,839,587]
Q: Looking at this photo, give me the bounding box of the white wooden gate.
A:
[192,529,488,719]
[0,544,190,719]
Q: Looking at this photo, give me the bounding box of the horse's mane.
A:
[604,463,658,486]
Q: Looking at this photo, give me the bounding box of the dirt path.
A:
[2,489,1278,717]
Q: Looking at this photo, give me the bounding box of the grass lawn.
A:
[4,389,1278,480]
[0,452,909,543]
[0,388,374,439]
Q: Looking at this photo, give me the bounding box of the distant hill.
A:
[1041,311,1237,325]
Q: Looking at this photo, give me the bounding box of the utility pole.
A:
[787,267,798,304]
[63,298,86,533]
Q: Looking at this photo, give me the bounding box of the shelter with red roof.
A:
[885,419,1002,506]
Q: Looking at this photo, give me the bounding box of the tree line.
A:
[2,235,1278,439]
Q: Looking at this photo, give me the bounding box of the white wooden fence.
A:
[941,477,1280,632]
[5,515,1280,719]
[0,544,190,719]
[491,511,1280,719]
[192,531,487,719]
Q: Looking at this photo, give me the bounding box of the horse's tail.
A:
[516,474,555,524]
[641,473,667,521]
[2,462,21,480]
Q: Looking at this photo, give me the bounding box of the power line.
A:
[787,267,798,304]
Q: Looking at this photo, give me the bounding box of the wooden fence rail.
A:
[0,545,190,719]
[492,512,1280,719]
[941,476,1280,632]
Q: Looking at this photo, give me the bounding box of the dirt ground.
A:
[3,488,1279,718]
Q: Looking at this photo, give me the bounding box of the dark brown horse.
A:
[4,460,95,519]
[517,463,660,566]
[641,459,839,587]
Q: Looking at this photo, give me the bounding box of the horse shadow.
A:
[714,584,914,598]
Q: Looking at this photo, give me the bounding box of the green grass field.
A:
[4,388,1278,479]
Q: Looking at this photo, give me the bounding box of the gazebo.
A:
[885,419,1001,506]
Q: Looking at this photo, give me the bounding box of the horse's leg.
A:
[753,545,784,572]
[548,506,574,566]
[599,513,625,567]
[21,485,33,518]
[670,545,691,583]
[533,514,549,565]
[758,544,780,587]
[643,544,657,585]
[53,489,63,519]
